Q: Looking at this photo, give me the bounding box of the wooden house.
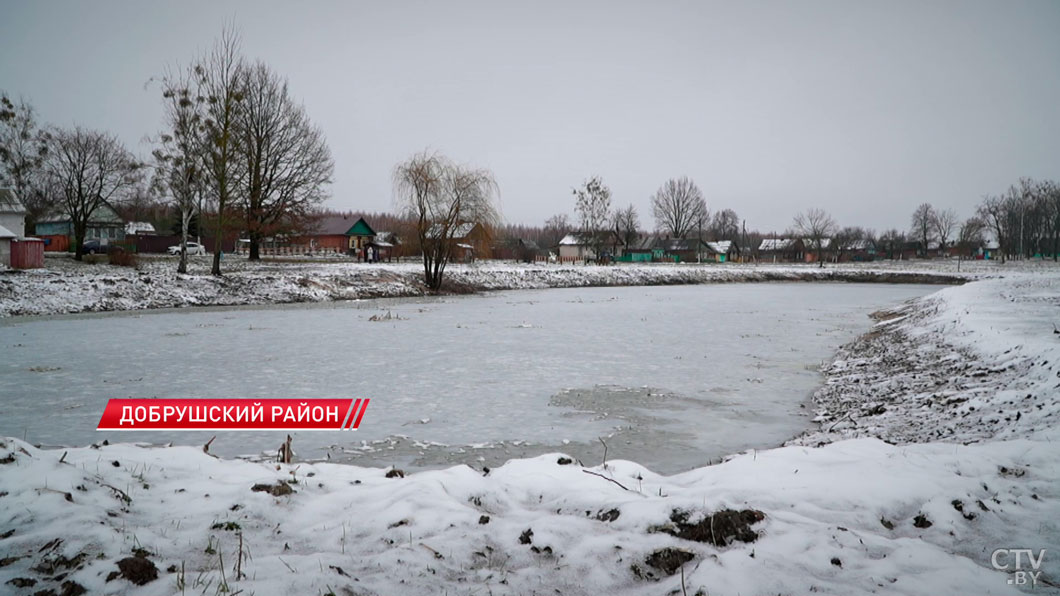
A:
[344,217,378,261]
[705,240,737,262]
[801,238,833,263]
[427,222,491,262]
[35,204,124,252]
[557,232,624,261]
[758,238,804,262]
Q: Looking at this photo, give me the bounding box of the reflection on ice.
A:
[0,283,935,473]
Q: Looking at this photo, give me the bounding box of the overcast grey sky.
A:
[2,0,1058,232]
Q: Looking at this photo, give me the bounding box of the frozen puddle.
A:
[0,282,938,473]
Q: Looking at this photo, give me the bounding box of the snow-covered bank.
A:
[0,256,989,318]
[0,434,1055,596]
[795,274,1060,446]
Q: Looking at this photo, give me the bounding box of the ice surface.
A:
[0,283,934,472]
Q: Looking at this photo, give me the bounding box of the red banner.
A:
[97,398,369,431]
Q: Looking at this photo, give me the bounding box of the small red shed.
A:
[10,237,45,269]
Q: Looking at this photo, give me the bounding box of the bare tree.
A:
[612,203,640,248]
[542,213,570,250]
[43,127,139,260]
[394,150,500,290]
[931,207,958,255]
[153,66,205,274]
[710,208,740,242]
[793,208,836,268]
[910,203,936,257]
[238,62,334,260]
[877,228,905,260]
[572,175,612,261]
[1043,180,1060,262]
[955,216,985,270]
[977,195,1008,263]
[832,226,865,262]
[194,26,247,275]
[0,93,50,231]
[650,176,706,239]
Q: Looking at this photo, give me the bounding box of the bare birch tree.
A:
[651,176,706,239]
[394,151,499,290]
[43,127,139,260]
[153,66,204,274]
[194,27,246,275]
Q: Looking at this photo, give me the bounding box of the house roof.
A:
[39,203,123,225]
[559,231,623,246]
[428,222,478,240]
[125,221,156,235]
[706,240,732,254]
[759,238,794,251]
[310,214,361,236]
[0,223,17,239]
[659,237,709,251]
[0,189,25,215]
[346,217,376,237]
[803,238,832,249]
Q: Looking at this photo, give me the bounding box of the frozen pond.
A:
[0,283,936,473]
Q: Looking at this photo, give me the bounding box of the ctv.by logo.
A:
[992,548,1046,588]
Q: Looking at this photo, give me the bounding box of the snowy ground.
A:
[1,272,1058,595]
[0,254,1004,318]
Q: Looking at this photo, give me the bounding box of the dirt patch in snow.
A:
[653,508,765,547]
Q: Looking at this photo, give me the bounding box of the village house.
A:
[427,222,491,262]
[801,238,833,263]
[0,189,44,268]
[125,221,156,237]
[34,204,125,252]
[758,238,805,262]
[557,231,624,262]
[705,240,737,262]
[373,231,401,262]
[657,237,712,262]
[344,217,378,260]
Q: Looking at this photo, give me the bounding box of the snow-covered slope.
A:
[0,257,979,318]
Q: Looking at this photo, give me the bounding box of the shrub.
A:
[109,250,139,268]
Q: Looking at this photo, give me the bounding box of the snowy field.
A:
[0,283,933,473]
[0,255,1000,318]
[0,270,1058,595]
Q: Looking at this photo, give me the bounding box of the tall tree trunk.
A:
[211,202,224,276]
[73,223,86,261]
[211,241,223,275]
[249,236,260,260]
[177,210,191,274]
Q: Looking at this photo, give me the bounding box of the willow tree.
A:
[394,151,500,290]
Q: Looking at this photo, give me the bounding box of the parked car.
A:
[167,242,207,256]
[81,239,122,254]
